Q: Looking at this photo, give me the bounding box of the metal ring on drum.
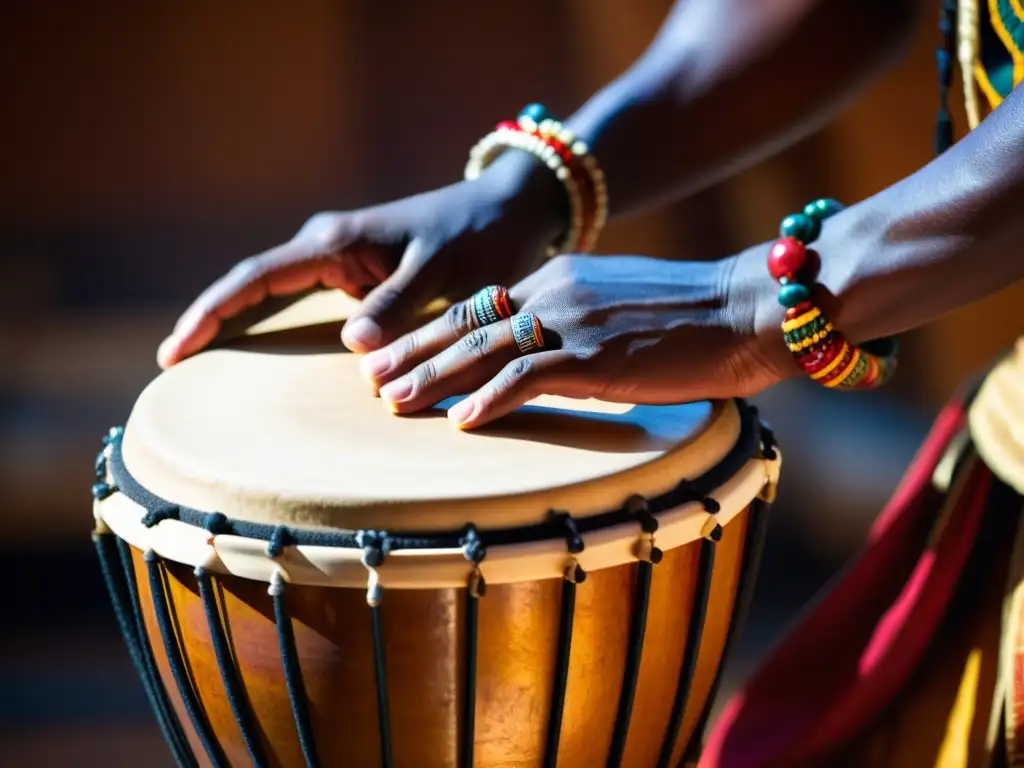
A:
[90,308,781,768]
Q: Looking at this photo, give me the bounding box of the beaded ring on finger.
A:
[769,198,899,390]
[469,285,514,329]
[510,312,545,355]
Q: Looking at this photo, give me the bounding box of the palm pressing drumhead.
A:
[92,291,781,768]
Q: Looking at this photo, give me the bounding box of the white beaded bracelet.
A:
[465,124,583,256]
[464,105,607,256]
[521,115,607,252]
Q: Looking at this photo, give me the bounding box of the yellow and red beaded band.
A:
[465,104,607,256]
[469,285,513,329]
[768,198,899,391]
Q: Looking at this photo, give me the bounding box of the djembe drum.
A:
[90,294,780,768]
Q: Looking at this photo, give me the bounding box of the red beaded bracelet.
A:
[767,199,899,390]
[464,104,606,255]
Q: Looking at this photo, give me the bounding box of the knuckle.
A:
[398,332,420,361]
[444,302,472,337]
[545,253,579,278]
[457,329,490,358]
[366,282,402,313]
[414,360,438,389]
[546,253,572,271]
[299,212,350,253]
[226,256,265,285]
[542,255,584,293]
[501,356,534,388]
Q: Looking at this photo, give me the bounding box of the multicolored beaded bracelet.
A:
[768,199,899,390]
[465,104,607,255]
[517,104,608,251]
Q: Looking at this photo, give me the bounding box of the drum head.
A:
[121,292,742,531]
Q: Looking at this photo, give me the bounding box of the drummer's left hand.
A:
[359,248,795,429]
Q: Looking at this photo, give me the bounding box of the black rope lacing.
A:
[102,398,764,553]
[548,510,586,582]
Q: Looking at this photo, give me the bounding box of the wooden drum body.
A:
[91,300,780,768]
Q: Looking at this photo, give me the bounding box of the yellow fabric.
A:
[962,0,1024,119]
[935,650,984,767]
[990,0,1024,86]
[955,6,1024,741]
[809,344,1024,767]
[999,509,1024,764]
[971,341,1024,497]
[975,61,1007,112]
[827,485,1013,767]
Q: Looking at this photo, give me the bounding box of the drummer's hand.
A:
[156,155,567,368]
[362,247,796,429]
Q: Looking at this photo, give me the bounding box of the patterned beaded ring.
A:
[768,198,899,391]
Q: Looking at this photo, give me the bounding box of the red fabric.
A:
[700,397,992,767]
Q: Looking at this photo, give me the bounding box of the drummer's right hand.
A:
[156,154,567,368]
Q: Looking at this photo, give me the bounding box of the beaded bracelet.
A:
[518,104,608,251]
[466,118,584,255]
[465,104,607,255]
[768,198,899,390]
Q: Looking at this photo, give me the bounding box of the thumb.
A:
[341,238,440,353]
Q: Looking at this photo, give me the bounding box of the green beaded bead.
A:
[777,282,811,308]
[783,314,829,344]
[803,198,843,221]
[779,213,820,243]
[519,103,549,123]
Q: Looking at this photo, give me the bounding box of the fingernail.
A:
[156,336,179,368]
[342,318,382,351]
[447,398,478,426]
[379,378,413,406]
[174,309,203,338]
[360,350,392,381]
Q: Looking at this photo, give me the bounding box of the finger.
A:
[359,299,480,389]
[341,238,441,354]
[447,350,597,430]
[377,320,519,414]
[157,243,371,368]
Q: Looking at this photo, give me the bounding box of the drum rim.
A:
[98,398,765,553]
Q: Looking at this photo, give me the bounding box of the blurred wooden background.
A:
[1,2,1021,764]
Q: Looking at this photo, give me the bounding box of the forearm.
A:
[824,86,1024,343]
[486,0,921,228]
[563,0,921,218]
[736,85,1024,372]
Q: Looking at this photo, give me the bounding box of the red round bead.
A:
[767,238,807,280]
[496,120,520,132]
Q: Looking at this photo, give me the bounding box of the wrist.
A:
[811,200,894,346]
[475,148,572,246]
[724,245,803,388]
[732,198,902,393]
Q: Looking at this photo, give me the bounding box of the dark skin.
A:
[158,0,1024,429]
[156,0,923,366]
[373,83,1024,427]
